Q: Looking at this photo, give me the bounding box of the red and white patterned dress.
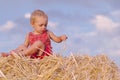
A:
[28,30,52,59]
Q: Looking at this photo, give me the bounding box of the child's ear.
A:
[31,22,35,27]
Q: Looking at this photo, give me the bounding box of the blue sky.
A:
[0,0,120,65]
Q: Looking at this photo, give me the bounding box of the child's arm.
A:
[49,31,67,43]
[24,33,29,47]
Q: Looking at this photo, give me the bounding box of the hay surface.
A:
[0,54,120,80]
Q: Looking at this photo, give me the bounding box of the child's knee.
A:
[34,41,44,48]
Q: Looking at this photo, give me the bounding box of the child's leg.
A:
[23,41,45,56]
[14,44,27,53]
[37,44,45,56]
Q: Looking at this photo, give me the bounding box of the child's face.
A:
[32,16,48,34]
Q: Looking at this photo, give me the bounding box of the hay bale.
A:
[0,54,120,80]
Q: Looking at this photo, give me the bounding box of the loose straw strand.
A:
[0,70,8,79]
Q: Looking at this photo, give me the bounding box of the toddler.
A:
[1,9,67,59]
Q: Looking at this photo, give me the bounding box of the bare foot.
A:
[1,52,9,57]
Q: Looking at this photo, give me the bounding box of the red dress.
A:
[28,30,52,59]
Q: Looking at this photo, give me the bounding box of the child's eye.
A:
[45,24,47,27]
[39,24,42,27]
[39,24,47,27]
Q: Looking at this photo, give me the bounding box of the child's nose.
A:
[43,26,46,29]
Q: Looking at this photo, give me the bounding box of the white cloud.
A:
[111,10,120,16]
[91,15,119,33]
[48,21,58,29]
[0,21,16,32]
[24,13,31,19]
[107,49,120,57]
[81,31,97,38]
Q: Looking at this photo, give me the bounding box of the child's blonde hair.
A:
[30,9,48,24]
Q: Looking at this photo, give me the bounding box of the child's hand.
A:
[10,50,21,59]
[61,35,68,41]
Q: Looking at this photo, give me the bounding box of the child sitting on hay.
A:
[1,9,67,59]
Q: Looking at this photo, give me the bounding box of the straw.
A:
[0,53,120,80]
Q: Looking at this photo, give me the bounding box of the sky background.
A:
[0,0,120,66]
